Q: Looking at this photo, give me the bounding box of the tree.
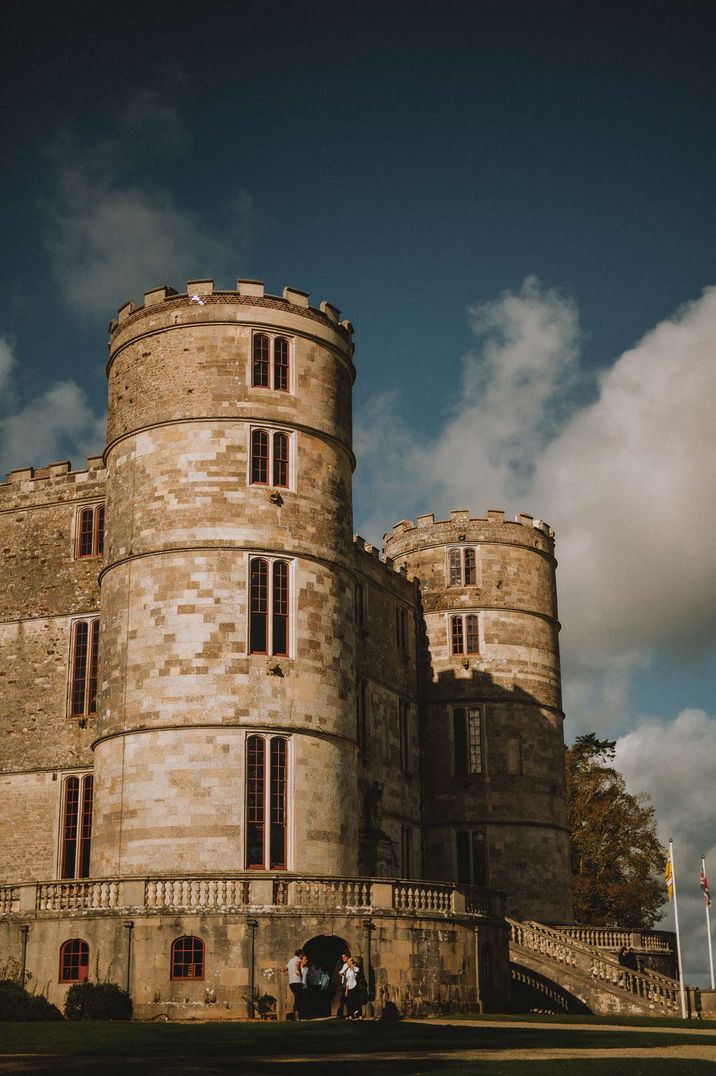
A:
[565,733,666,928]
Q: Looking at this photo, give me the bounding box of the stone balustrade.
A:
[551,924,674,953]
[3,874,500,920]
[508,917,680,1013]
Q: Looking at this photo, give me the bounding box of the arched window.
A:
[59,939,89,983]
[274,337,289,391]
[273,432,289,488]
[171,936,205,980]
[251,429,269,485]
[447,547,478,586]
[448,549,462,587]
[61,774,94,878]
[252,334,270,387]
[450,614,479,656]
[249,557,290,656]
[246,734,288,869]
[453,707,483,776]
[70,619,100,716]
[76,504,104,559]
[249,429,291,489]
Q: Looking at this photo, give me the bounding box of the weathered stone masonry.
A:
[0,277,572,1016]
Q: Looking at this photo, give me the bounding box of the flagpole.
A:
[703,855,715,991]
[670,840,688,1018]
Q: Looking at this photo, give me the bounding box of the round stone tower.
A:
[383,508,573,924]
[91,279,358,878]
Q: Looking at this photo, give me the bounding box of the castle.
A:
[0,278,573,1017]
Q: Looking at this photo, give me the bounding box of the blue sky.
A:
[2,0,716,974]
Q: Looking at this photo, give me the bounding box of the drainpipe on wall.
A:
[473,927,484,1013]
[123,921,134,995]
[246,919,259,1018]
[19,925,29,988]
[362,918,375,1017]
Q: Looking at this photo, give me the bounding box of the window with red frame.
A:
[449,614,479,656]
[171,935,205,980]
[249,557,290,656]
[76,504,104,559]
[60,774,93,878]
[59,939,89,983]
[252,334,270,387]
[70,619,100,716]
[273,337,289,391]
[251,333,291,391]
[250,429,290,489]
[246,734,288,869]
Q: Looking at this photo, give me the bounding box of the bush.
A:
[64,981,132,1021]
[0,979,62,1021]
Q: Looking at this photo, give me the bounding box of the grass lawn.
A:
[2,1019,716,1074]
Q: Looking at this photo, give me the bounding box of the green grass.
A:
[1,1015,714,1058]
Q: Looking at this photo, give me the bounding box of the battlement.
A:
[0,456,106,501]
[353,534,409,576]
[108,278,353,343]
[384,508,553,542]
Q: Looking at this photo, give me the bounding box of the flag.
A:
[701,867,712,906]
[665,856,673,901]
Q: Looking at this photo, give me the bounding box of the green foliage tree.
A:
[565,733,666,927]
[64,981,132,1021]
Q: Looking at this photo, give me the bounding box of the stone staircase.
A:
[507,918,683,1016]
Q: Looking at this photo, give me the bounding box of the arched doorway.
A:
[302,934,350,1017]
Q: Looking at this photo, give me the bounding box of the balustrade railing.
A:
[4,874,500,919]
[508,917,680,1012]
[551,924,674,954]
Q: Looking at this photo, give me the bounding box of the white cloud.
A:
[355,279,716,732]
[45,93,254,319]
[0,336,105,478]
[617,710,716,986]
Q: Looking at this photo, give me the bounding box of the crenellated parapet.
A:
[0,457,106,509]
[383,507,554,563]
[108,278,354,357]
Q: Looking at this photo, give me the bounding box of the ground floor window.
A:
[59,939,89,983]
[171,935,205,980]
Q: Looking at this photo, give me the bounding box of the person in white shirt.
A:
[286,948,306,1020]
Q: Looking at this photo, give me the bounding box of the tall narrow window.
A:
[507,732,523,775]
[250,429,291,489]
[171,936,205,980]
[273,432,289,488]
[456,829,488,886]
[249,557,290,656]
[70,619,99,717]
[450,614,479,656]
[59,939,89,983]
[272,560,289,656]
[450,616,464,656]
[270,737,288,869]
[61,774,94,879]
[76,504,104,559]
[357,679,369,755]
[251,429,269,484]
[401,825,412,878]
[274,337,289,391]
[453,707,483,776]
[399,699,411,773]
[246,735,265,868]
[252,334,270,387]
[447,547,478,586]
[246,734,289,869]
[396,606,409,653]
[354,582,366,627]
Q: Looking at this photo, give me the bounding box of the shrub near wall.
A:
[64,982,133,1021]
[0,980,63,1021]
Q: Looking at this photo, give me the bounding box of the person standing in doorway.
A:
[286,949,306,1020]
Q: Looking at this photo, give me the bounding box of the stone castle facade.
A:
[0,278,572,1017]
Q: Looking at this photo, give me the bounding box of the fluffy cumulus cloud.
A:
[355,279,716,730]
[617,710,716,985]
[45,91,254,319]
[0,335,105,477]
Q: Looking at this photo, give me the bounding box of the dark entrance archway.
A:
[302,934,350,1017]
